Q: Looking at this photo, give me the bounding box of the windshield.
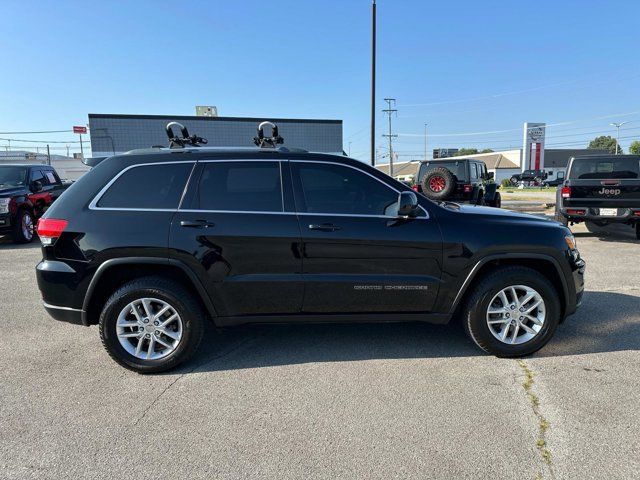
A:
[0,166,28,187]
[419,161,468,180]
[569,157,639,179]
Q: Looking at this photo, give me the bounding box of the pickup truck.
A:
[555,155,640,239]
[0,164,72,243]
[510,169,548,186]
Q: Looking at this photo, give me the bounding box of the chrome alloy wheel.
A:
[486,285,546,345]
[116,298,183,360]
[22,213,34,241]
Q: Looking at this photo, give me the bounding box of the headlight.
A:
[0,198,10,214]
[564,233,577,250]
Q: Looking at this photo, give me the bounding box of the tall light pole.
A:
[610,122,629,155]
[424,123,428,160]
[348,141,352,156]
[370,0,377,166]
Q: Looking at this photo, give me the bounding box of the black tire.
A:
[636,223,640,240]
[491,192,502,208]
[421,167,455,200]
[12,208,35,243]
[476,191,485,206]
[99,276,206,373]
[462,266,561,357]
[510,176,520,185]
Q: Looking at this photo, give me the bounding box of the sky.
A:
[1,0,639,161]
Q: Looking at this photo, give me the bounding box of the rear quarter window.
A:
[569,158,640,179]
[96,162,193,209]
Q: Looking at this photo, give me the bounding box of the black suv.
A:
[36,126,584,372]
[510,169,548,186]
[413,159,501,207]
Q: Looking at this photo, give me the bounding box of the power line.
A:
[0,137,86,144]
[0,129,73,134]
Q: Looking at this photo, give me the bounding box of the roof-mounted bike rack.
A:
[166,122,208,148]
[253,121,284,148]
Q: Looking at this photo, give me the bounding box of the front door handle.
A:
[308,223,341,232]
[180,219,215,229]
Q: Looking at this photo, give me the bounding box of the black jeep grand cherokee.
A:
[36,140,585,372]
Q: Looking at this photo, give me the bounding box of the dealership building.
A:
[88,113,343,157]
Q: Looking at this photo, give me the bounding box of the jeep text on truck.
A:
[36,122,584,373]
[0,164,71,243]
[555,155,640,239]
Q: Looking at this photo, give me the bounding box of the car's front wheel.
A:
[99,276,205,373]
[463,266,561,357]
[12,208,34,243]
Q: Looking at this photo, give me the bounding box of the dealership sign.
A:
[522,122,545,171]
[73,126,87,134]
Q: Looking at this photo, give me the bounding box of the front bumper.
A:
[0,212,13,234]
[560,207,640,224]
[565,256,585,318]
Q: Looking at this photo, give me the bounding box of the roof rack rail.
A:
[166,122,208,148]
[254,121,284,148]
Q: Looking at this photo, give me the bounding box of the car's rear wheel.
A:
[463,266,561,357]
[554,207,568,226]
[421,167,455,200]
[99,276,205,373]
[12,209,34,243]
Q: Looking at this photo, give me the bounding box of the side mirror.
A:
[486,171,494,180]
[31,180,43,192]
[397,191,419,217]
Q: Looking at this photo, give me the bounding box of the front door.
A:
[170,159,303,317]
[290,160,442,313]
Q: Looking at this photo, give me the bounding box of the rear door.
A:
[565,156,640,208]
[291,159,442,314]
[169,159,303,317]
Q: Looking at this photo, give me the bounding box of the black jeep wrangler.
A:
[35,122,584,372]
[413,159,501,207]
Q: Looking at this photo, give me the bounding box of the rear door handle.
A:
[180,220,215,229]
[308,223,341,232]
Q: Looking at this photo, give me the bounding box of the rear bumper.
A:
[43,302,85,325]
[560,207,640,224]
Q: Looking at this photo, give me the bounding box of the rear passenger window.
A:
[195,161,283,212]
[97,163,193,209]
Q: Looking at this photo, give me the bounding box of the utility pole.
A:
[370,0,376,167]
[46,145,51,166]
[382,98,398,176]
[66,145,70,157]
[348,141,352,156]
[610,121,629,155]
[424,123,428,160]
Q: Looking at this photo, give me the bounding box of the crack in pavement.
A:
[132,335,260,426]
[518,360,556,480]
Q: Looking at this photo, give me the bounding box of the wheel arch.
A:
[82,257,218,326]
[450,254,569,320]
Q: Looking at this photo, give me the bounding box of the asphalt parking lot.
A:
[1,221,638,480]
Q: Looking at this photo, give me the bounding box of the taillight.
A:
[633,210,640,216]
[566,209,586,215]
[561,186,571,198]
[36,218,68,246]
[411,185,421,192]
[463,184,472,193]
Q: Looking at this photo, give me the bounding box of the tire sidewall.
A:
[13,209,34,243]
[467,271,561,357]
[422,168,455,200]
[100,284,201,371]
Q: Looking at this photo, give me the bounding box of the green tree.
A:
[629,140,640,155]
[588,135,621,154]
[480,148,495,153]
[453,148,479,156]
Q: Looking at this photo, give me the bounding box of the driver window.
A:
[292,162,400,216]
[470,163,479,179]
